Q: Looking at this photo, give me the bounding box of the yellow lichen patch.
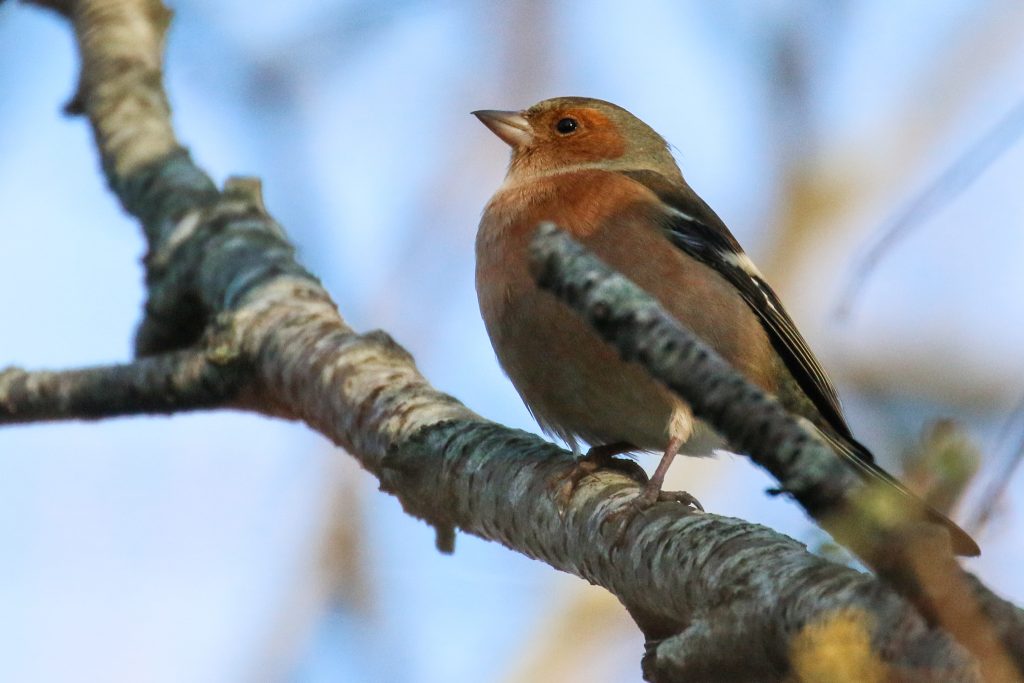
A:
[790,609,886,683]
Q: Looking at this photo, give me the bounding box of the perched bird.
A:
[472,96,979,557]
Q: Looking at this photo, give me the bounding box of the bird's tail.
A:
[816,428,980,557]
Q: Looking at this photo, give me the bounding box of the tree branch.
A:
[529,222,1024,681]
[9,0,1022,680]
[0,343,247,422]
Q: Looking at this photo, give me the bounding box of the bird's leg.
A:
[631,403,703,512]
[604,433,703,549]
[552,441,645,506]
[633,435,702,510]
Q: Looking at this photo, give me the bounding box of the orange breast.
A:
[476,170,775,450]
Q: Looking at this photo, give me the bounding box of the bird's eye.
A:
[555,117,578,135]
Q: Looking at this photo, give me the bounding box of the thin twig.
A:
[835,97,1024,320]
[966,394,1024,533]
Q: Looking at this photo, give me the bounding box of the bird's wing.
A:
[621,170,979,555]
[622,169,853,443]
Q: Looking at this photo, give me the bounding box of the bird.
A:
[472,96,979,557]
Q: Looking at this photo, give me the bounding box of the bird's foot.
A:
[551,442,645,509]
[607,481,703,549]
[634,481,704,511]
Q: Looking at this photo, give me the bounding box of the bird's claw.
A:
[631,479,704,511]
[550,457,603,509]
[653,488,703,511]
[549,445,647,510]
[606,485,703,549]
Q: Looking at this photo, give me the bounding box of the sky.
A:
[2,1,1024,681]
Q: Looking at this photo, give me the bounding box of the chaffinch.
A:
[472,97,978,556]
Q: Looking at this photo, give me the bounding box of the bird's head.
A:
[473,97,681,182]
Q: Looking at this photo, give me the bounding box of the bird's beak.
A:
[472,109,533,148]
